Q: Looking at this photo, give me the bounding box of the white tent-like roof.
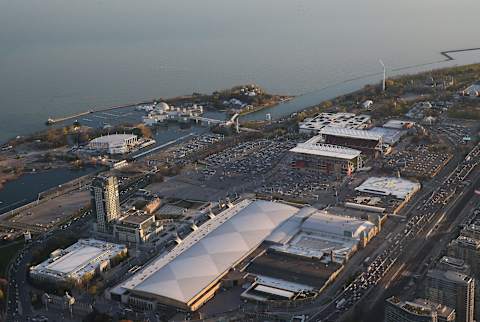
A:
[89,134,137,145]
[121,199,298,305]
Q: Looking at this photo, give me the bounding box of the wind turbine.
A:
[379,59,386,92]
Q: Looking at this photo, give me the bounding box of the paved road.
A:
[304,143,480,322]
[247,142,480,322]
[361,192,480,322]
[4,174,152,321]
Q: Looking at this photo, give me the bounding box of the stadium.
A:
[319,126,383,157]
[290,136,363,176]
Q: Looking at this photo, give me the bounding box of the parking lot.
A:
[434,123,475,146]
[256,168,338,202]
[201,137,301,179]
[7,190,91,230]
[144,133,224,168]
[385,144,452,178]
[169,134,224,166]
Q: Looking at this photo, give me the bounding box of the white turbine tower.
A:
[379,59,386,92]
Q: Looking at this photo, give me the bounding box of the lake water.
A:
[0,167,96,214]
[1,0,480,143]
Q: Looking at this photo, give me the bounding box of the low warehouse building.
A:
[301,210,377,245]
[355,177,421,201]
[266,207,378,265]
[368,127,405,145]
[348,177,421,214]
[30,239,127,286]
[241,275,316,302]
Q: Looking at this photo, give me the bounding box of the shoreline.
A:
[440,47,480,61]
[2,46,479,146]
[240,49,480,122]
[1,59,479,215]
[0,165,99,215]
[237,96,295,117]
[44,87,292,127]
[0,163,91,194]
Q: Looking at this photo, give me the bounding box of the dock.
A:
[46,111,92,124]
[440,47,480,61]
[46,99,155,125]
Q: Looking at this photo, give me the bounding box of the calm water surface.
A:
[1,0,480,142]
[0,167,96,214]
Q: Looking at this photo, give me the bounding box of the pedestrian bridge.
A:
[190,116,225,125]
[190,113,239,126]
[190,113,259,132]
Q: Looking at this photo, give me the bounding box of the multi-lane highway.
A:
[305,143,480,322]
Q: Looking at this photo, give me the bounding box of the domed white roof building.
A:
[154,102,170,113]
[88,134,139,155]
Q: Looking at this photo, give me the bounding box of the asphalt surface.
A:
[4,174,153,322]
[305,142,480,322]
[4,127,479,322]
[361,191,480,322]
[246,142,480,322]
[6,211,93,322]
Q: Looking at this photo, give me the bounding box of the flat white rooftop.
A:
[320,126,382,141]
[368,127,404,145]
[301,210,375,240]
[120,199,299,305]
[253,284,295,299]
[383,120,415,129]
[255,275,314,292]
[267,207,376,264]
[291,233,355,263]
[355,177,421,200]
[30,239,126,281]
[290,142,361,160]
[46,245,104,274]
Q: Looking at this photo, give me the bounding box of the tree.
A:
[321,100,333,109]
[151,173,164,183]
[83,309,113,322]
[134,124,153,138]
[88,285,97,296]
[81,272,95,285]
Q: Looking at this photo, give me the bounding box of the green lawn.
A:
[0,240,24,278]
